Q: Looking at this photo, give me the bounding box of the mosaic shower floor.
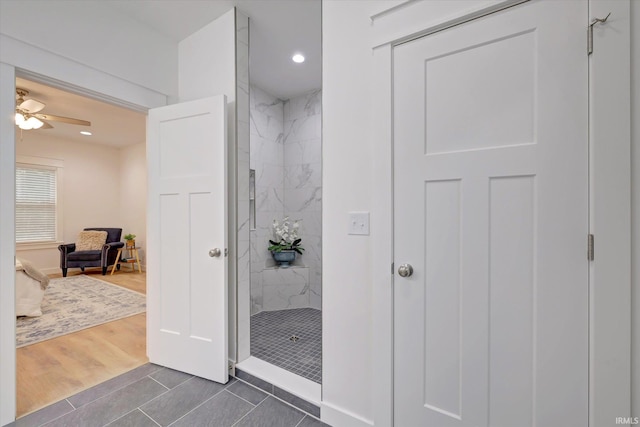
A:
[250,308,322,384]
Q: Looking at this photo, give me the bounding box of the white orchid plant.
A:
[268,216,305,254]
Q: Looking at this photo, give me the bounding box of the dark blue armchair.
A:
[58,227,124,277]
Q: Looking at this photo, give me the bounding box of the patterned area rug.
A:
[16,275,146,348]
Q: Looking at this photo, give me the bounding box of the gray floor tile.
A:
[226,381,268,406]
[235,370,273,395]
[170,390,253,427]
[274,387,320,418]
[296,415,331,427]
[106,409,158,427]
[140,376,226,426]
[149,367,194,389]
[234,396,305,427]
[67,363,162,408]
[43,377,167,427]
[14,400,74,427]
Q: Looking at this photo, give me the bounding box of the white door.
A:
[393,1,588,426]
[147,95,229,383]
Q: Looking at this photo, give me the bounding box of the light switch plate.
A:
[348,211,370,235]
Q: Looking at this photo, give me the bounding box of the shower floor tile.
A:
[251,308,322,384]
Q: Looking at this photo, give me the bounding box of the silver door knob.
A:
[209,248,221,257]
[398,263,413,277]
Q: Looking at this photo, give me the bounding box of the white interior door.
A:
[393,1,588,426]
[147,95,229,383]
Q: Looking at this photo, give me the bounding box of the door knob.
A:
[398,263,413,278]
[209,248,221,257]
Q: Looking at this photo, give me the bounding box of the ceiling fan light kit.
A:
[15,87,91,131]
[15,113,44,130]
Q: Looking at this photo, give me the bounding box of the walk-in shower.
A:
[248,86,322,383]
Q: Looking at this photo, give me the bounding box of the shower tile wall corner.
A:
[250,86,285,315]
[249,86,322,313]
[283,89,322,311]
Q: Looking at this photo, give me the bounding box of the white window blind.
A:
[16,165,57,243]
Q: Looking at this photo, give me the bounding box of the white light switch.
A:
[348,212,370,235]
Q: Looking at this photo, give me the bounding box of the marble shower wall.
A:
[250,86,285,314]
[283,89,322,310]
[236,10,251,362]
[249,86,322,313]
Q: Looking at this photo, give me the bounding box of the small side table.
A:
[111,246,141,274]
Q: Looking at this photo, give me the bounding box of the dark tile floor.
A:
[251,308,322,383]
[7,364,329,427]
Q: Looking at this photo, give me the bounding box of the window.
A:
[16,157,63,244]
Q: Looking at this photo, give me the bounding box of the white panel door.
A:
[147,95,228,383]
[393,1,588,426]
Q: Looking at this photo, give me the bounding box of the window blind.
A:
[16,165,57,243]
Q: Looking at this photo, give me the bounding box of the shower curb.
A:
[234,368,321,418]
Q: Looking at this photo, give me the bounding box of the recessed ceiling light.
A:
[292,54,305,63]
[80,131,92,136]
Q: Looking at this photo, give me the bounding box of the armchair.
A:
[58,227,124,277]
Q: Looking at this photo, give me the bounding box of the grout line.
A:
[138,408,162,427]
[231,396,268,427]
[225,386,266,407]
[234,377,317,419]
[65,398,76,410]
[147,375,171,391]
[165,387,226,427]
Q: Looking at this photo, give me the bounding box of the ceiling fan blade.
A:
[40,121,54,129]
[34,113,90,126]
[19,99,45,114]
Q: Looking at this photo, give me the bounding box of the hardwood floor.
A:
[16,269,147,418]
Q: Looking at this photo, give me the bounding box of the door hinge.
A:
[391,262,394,275]
[588,12,611,55]
[588,234,595,261]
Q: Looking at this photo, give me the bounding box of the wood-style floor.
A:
[16,268,147,418]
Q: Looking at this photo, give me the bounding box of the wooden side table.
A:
[111,246,142,274]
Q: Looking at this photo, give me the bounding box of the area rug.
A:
[16,275,146,348]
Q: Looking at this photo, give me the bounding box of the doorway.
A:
[234,2,323,400]
[13,75,148,417]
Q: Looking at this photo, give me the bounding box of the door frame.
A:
[0,37,167,423]
[370,0,631,425]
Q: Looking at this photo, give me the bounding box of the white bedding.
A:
[16,260,46,317]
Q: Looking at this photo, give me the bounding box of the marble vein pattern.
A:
[248,86,322,314]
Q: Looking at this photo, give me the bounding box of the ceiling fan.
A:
[15,88,91,130]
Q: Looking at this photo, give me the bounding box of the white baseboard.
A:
[321,401,374,427]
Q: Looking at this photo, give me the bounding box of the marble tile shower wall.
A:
[249,86,322,314]
[283,89,322,310]
[250,86,285,314]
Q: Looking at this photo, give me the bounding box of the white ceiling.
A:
[15,1,321,148]
[16,77,147,148]
[108,0,322,100]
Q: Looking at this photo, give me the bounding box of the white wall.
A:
[120,143,147,267]
[631,0,640,418]
[16,134,123,273]
[323,2,377,423]
[0,0,177,99]
[0,62,17,427]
